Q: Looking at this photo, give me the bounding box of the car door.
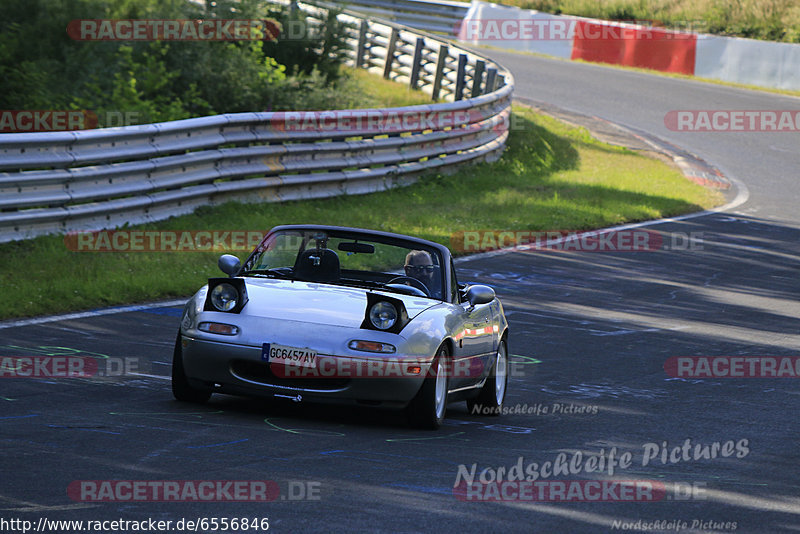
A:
[448,260,495,390]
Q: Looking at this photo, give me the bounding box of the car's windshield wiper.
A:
[239,268,293,279]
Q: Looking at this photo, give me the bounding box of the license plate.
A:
[262,343,317,369]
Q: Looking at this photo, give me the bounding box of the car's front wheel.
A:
[171,333,212,404]
[467,338,508,416]
[407,344,450,430]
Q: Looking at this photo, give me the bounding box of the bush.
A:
[0,0,355,125]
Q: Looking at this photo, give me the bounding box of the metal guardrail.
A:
[0,3,513,243]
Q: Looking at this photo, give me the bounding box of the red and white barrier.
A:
[458,1,800,90]
[570,19,696,75]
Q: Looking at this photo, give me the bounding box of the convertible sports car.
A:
[173,224,509,429]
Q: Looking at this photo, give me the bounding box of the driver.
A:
[404,250,440,298]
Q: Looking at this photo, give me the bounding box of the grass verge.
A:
[496,0,800,43]
[0,74,722,320]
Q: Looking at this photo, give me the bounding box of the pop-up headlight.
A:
[360,293,409,334]
[204,278,248,313]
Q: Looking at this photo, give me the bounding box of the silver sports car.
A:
[173,224,509,429]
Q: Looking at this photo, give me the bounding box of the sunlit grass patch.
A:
[0,99,722,319]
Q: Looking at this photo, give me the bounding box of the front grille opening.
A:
[231,360,350,390]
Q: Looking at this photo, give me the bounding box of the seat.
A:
[293,248,340,282]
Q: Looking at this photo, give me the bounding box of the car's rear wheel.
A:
[407,344,450,430]
[467,339,508,416]
[171,333,212,404]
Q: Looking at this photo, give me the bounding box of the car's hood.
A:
[237,278,438,327]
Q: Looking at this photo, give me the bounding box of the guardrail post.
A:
[383,28,399,79]
[409,37,425,90]
[454,54,467,101]
[355,20,368,69]
[485,68,497,95]
[470,60,485,97]
[431,43,449,101]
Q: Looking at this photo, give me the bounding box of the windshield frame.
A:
[240,225,454,302]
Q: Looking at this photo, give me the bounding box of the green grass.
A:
[346,69,438,108]
[0,76,722,320]
[498,0,800,43]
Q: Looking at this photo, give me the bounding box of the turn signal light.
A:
[348,340,396,353]
[198,322,240,336]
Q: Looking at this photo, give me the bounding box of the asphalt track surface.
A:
[2,53,800,533]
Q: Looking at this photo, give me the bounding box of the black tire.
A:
[407,344,450,430]
[466,339,508,416]
[171,333,212,404]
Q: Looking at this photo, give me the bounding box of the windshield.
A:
[242,229,445,301]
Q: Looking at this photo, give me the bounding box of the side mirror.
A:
[218,254,241,277]
[464,285,495,308]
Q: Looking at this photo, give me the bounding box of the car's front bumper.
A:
[180,335,432,408]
